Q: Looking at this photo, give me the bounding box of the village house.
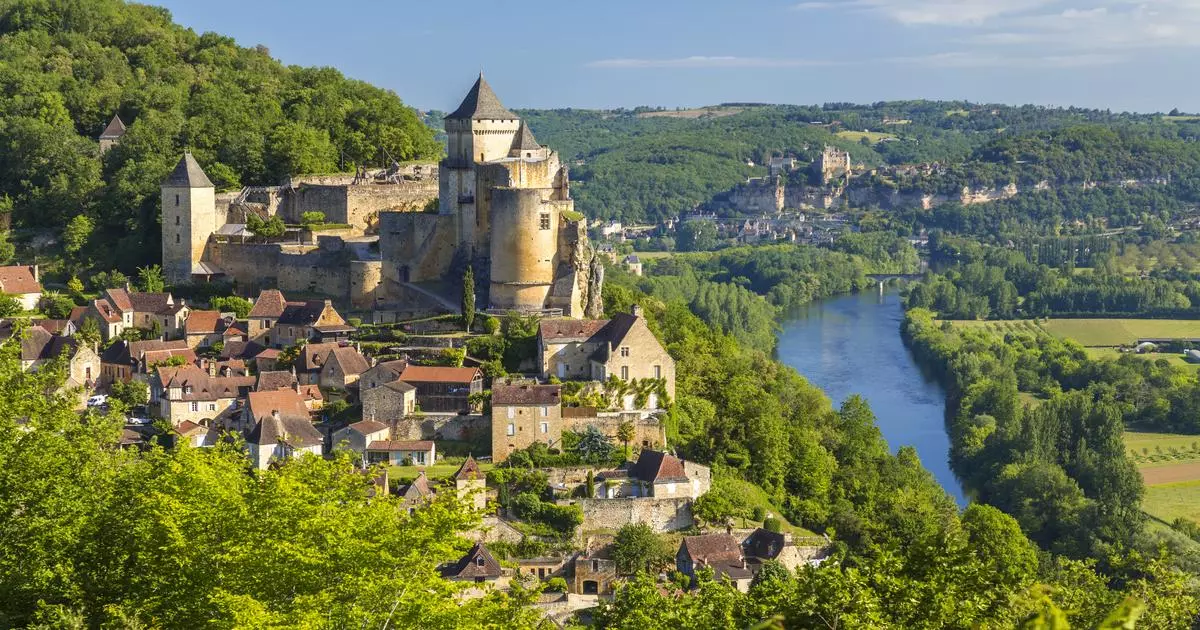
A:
[254,370,324,411]
[398,472,433,512]
[675,534,753,592]
[18,327,100,407]
[100,339,193,384]
[0,265,41,311]
[490,381,563,463]
[365,440,436,466]
[243,388,323,469]
[572,551,618,596]
[102,288,190,338]
[361,379,416,423]
[331,419,390,456]
[183,310,235,349]
[153,364,254,427]
[318,345,371,390]
[294,341,341,385]
[454,455,487,511]
[594,450,711,500]
[741,528,831,573]
[174,419,220,448]
[442,542,505,586]
[537,305,675,406]
[246,289,353,349]
[398,365,483,413]
[359,359,407,390]
[621,254,643,276]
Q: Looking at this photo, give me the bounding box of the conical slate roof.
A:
[445,74,518,121]
[509,121,541,153]
[100,114,126,139]
[163,153,214,188]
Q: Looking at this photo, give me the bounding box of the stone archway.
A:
[582,580,598,595]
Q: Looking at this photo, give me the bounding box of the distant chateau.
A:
[158,74,602,318]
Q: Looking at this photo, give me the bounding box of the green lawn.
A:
[632,250,674,259]
[1085,348,1199,370]
[718,476,819,537]
[1125,431,1200,464]
[1040,319,1200,346]
[1144,480,1200,524]
[388,461,493,483]
[1163,115,1200,122]
[835,130,897,144]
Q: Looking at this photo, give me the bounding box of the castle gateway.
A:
[161,74,602,319]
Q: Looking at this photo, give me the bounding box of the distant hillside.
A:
[0,0,440,271]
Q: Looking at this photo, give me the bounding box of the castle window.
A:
[506,423,515,436]
[175,194,180,206]
[175,215,180,226]
[526,152,531,158]
[539,213,551,230]
[175,234,180,244]
[540,406,548,417]
[654,365,662,379]
[620,346,630,357]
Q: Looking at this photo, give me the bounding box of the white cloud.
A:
[974,1,1200,50]
[791,0,1057,25]
[586,56,843,69]
[891,51,1124,67]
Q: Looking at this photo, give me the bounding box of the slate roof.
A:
[445,74,518,121]
[442,543,502,580]
[20,327,77,362]
[100,114,126,139]
[32,319,71,335]
[367,440,434,452]
[361,360,408,387]
[399,364,481,384]
[510,121,541,152]
[102,339,190,366]
[247,289,287,318]
[742,528,787,560]
[0,266,40,295]
[631,450,689,484]
[492,382,561,406]
[157,365,254,401]
[255,370,298,392]
[278,300,329,326]
[381,380,416,394]
[163,153,214,188]
[299,342,341,373]
[454,455,482,481]
[127,292,174,315]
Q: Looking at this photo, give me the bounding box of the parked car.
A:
[86,394,108,407]
[126,416,153,426]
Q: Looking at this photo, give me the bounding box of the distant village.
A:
[1,75,831,623]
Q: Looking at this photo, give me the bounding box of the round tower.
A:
[161,153,216,286]
[489,188,557,312]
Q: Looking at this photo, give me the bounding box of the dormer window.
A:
[476,557,485,567]
[184,385,193,394]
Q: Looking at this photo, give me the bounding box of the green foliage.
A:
[246,213,286,239]
[135,264,164,292]
[575,425,614,464]
[209,295,253,318]
[39,292,75,319]
[65,276,83,298]
[108,379,148,409]
[762,516,783,533]
[0,230,14,265]
[76,317,100,348]
[611,523,671,575]
[0,294,21,317]
[299,211,326,227]
[462,266,476,332]
[62,214,93,256]
[88,269,128,290]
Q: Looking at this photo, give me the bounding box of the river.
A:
[775,288,966,504]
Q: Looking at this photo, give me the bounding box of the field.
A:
[1143,481,1200,524]
[632,250,674,259]
[1163,115,1200,122]
[1085,348,1198,370]
[1123,431,1200,523]
[389,461,493,483]
[835,130,897,144]
[637,106,744,119]
[950,318,1200,347]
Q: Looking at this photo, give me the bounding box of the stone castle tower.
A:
[383,74,602,317]
[161,153,217,286]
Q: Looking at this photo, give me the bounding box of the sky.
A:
[150,0,1199,113]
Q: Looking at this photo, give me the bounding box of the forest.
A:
[0,0,440,274]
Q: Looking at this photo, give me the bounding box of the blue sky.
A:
[151,0,1198,113]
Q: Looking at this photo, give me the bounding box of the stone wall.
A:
[565,497,696,532]
[390,413,490,444]
[349,260,383,309]
[562,410,667,451]
[206,240,353,300]
[282,181,438,232]
[379,211,458,286]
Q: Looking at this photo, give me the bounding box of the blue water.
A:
[776,289,966,505]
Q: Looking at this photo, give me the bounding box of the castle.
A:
[159,74,602,318]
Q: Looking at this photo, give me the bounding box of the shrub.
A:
[751,506,767,522]
[763,517,783,533]
[545,577,568,593]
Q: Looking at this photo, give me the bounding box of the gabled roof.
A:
[742,528,787,561]
[255,370,298,392]
[631,450,688,484]
[100,114,126,139]
[104,287,133,313]
[246,389,312,427]
[277,300,333,326]
[399,472,432,504]
[323,346,370,376]
[399,364,481,385]
[347,419,388,436]
[538,319,610,342]
[492,382,560,406]
[245,391,322,449]
[442,542,502,580]
[445,74,518,121]
[156,364,253,401]
[163,153,214,188]
[248,289,287,318]
[20,327,78,363]
[363,359,408,384]
[32,319,72,335]
[680,534,743,564]
[184,310,223,335]
[510,121,541,153]
[299,342,341,373]
[0,265,41,295]
[127,292,174,315]
[367,440,434,452]
[91,299,122,324]
[454,455,482,481]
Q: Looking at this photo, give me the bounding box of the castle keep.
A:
[162,75,601,318]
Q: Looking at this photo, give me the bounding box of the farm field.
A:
[1124,431,1200,523]
[1143,480,1200,524]
[835,130,897,144]
[1085,348,1198,370]
[632,250,674,259]
[948,318,1200,347]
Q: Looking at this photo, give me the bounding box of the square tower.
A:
[161,153,216,286]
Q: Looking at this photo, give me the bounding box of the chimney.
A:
[631,304,643,318]
[31,265,39,283]
[293,380,301,394]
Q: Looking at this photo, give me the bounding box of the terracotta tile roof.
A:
[442,542,502,580]
[247,289,287,319]
[104,287,133,313]
[538,318,610,342]
[0,265,40,295]
[680,534,743,565]
[32,319,71,334]
[92,299,122,324]
[185,310,222,335]
[255,370,298,392]
[156,365,253,401]
[492,382,561,406]
[367,440,434,451]
[246,389,311,425]
[255,347,281,360]
[348,419,388,435]
[454,455,482,481]
[399,364,481,385]
[298,384,323,402]
[176,420,206,437]
[68,305,86,325]
[141,348,197,367]
[325,346,370,377]
[127,292,174,315]
[299,342,341,372]
[222,322,246,338]
[103,339,190,365]
[631,450,688,483]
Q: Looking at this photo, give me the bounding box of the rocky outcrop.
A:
[584,254,605,319]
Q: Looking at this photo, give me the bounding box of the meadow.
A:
[948,318,1200,347]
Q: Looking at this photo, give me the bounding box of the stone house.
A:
[0,265,41,311]
[359,359,408,391]
[676,534,753,592]
[318,346,370,390]
[490,381,562,464]
[622,254,643,276]
[103,288,189,338]
[153,364,254,427]
[77,299,126,341]
[100,339,192,384]
[398,472,433,511]
[537,305,675,406]
[246,289,286,346]
[295,341,341,385]
[18,328,100,407]
[184,310,233,349]
[442,542,504,585]
[361,380,416,423]
[247,289,353,349]
[454,455,487,511]
[331,419,390,455]
[593,450,711,500]
[398,365,483,413]
[365,440,436,466]
[174,420,220,448]
[741,528,831,573]
[515,557,567,581]
[572,552,617,596]
[243,388,323,469]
